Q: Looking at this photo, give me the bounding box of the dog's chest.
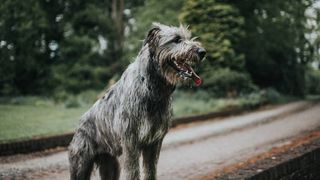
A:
[137,98,170,144]
[138,115,169,145]
[122,72,173,144]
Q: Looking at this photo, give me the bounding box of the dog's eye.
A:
[173,36,182,43]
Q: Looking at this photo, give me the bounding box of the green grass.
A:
[172,90,264,118]
[0,88,296,142]
[0,104,88,143]
[0,94,246,142]
[172,88,300,118]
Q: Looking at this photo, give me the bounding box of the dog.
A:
[68,22,206,180]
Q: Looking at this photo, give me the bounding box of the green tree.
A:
[0,0,144,95]
[180,0,255,96]
[229,0,316,96]
[51,0,115,93]
[125,0,184,60]
[0,0,50,95]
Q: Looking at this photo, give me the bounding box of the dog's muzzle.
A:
[168,58,202,86]
[168,47,206,86]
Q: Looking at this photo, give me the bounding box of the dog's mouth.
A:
[168,59,202,86]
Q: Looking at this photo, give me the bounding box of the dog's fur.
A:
[68,23,205,180]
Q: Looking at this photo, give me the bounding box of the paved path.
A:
[1,101,319,180]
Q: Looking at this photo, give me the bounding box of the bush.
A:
[238,92,265,108]
[64,96,81,108]
[261,88,298,104]
[306,68,320,95]
[0,96,54,107]
[63,90,99,108]
[201,68,257,97]
[172,90,266,118]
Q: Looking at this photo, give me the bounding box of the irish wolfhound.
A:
[68,23,206,180]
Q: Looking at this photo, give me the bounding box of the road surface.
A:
[1,101,319,180]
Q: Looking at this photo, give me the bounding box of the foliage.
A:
[124,0,184,60]
[1,0,320,98]
[0,0,51,95]
[201,68,256,96]
[180,0,254,96]
[228,0,317,96]
[0,96,54,106]
[0,0,138,95]
[172,87,299,118]
[172,90,264,118]
[305,67,320,94]
[261,88,299,104]
[180,0,245,70]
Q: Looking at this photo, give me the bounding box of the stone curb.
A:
[247,148,320,180]
[0,133,74,156]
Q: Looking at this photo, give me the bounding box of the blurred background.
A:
[1,0,320,143]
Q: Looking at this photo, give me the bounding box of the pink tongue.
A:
[179,62,202,86]
[191,72,202,86]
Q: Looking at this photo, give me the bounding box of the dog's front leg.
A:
[120,142,141,180]
[142,139,163,180]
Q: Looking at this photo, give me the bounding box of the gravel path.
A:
[211,131,320,180]
[0,101,319,180]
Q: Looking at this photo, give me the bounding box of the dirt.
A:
[202,130,320,180]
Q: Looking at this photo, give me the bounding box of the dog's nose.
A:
[197,48,206,60]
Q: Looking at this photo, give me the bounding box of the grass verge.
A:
[0,89,297,142]
[0,104,88,143]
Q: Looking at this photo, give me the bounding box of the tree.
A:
[180,0,255,96]
[51,0,116,93]
[0,0,143,95]
[125,0,184,61]
[229,0,316,96]
[0,0,50,95]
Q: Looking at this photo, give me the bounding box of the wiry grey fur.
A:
[68,23,206,180]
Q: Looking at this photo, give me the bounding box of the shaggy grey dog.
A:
[68,23,206,180]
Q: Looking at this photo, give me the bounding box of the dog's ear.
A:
[144,25,160,56]
[143,27,160,46]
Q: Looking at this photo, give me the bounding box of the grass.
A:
[172,88,300,118]
[0,89,296,142]
[0,104,88,142]
[172,90,265,118]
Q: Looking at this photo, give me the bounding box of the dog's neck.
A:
[137,45,175,97]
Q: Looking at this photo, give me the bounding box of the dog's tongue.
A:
[189,68,202,86]
[191,72,202,86]
[169,60,202,86]
[180,63,202,86]
[183,63,202,86]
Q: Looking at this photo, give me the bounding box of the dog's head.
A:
[144,23,206,86]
